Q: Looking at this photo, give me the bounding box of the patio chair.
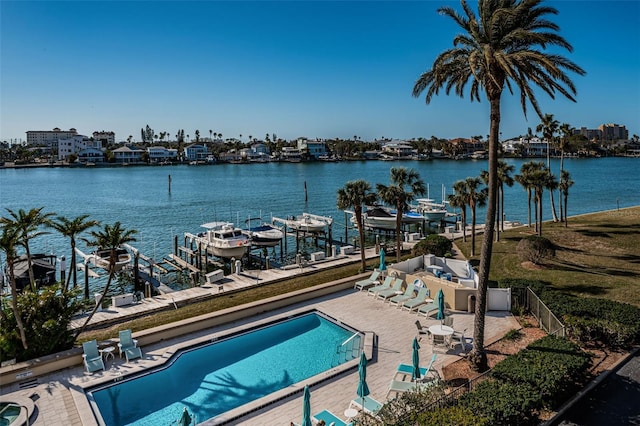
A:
[353,270,380,291]
[349,395,383,415]
[388,285,415,308]
[366,276,394,297]
[82,340,105,373]
[395,354,438,381]
[375,278,404,302]
[414,320,431,341]
[417,301,438,318]
[401,287,431,312]
[443,316,454,328]
[450,328,467,352]
[118,329,143,361]
[386,377,439,399]
[312,409,352,426]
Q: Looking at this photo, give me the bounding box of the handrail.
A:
[341,332,360,347]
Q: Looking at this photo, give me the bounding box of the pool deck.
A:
[0,240,520,426]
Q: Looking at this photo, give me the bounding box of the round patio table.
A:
[428,324,454,337]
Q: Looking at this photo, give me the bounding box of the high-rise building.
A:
[26,127,78,147]
[599,123,628,141]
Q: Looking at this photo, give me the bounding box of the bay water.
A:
[1,158,637,291]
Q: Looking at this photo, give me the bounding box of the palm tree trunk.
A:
[538,192,544,236]
[471,97,500,372]
[8,260,29,349]
[74,264,115,339]
[564,192,569,228]
[395,204,402,262]
[355,209,367,271]
[527,189,532,228]
[550,190,559,223]
[470,204,477,257]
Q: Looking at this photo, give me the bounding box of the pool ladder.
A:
[333,332,362,366]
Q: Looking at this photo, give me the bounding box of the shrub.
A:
[412,234,452,257]
[516,235,555,264]
[417,406,488,426]
[491,335,592,409]
[460,380,540,425]
[361,382,447,425]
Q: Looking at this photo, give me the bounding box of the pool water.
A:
[89,312,361,425]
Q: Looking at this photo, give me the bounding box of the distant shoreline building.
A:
[27,127,78,148]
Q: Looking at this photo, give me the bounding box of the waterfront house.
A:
[297,138,327,159]
[57,135,104,162]
[147,146,178,163]
[381,141,414,159]
[184,144,210,163]
[112,145,145,164]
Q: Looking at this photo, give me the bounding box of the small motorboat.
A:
[242,218,284,247]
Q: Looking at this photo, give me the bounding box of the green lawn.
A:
[455,206,640,306]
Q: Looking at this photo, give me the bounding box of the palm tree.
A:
[558,123,574,221]
[481,160,515,241]
[464,177,487,257]
[376,167,426,262]
[74,222,137,338]
[529,164,555,235]
[537,113,560,222]
[412,0,584,370]
[0,207,54,289]
[559,170,574,227]
[337,180,377,271]
[515,161,542,229]
[49,215,100,293]
[0,226,29,349]
[448,180,469,243]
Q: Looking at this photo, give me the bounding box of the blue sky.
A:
[1,1,639,143]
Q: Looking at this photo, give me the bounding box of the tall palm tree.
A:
[559,170,574,228]
[412,0,584,370]
[558,122,574,221]
[49,215,100,293]
[515,161,543,229]
[337,180,378,271]
[376,167,426,262]
[464,177,487,257]
[537,113,560,222]
[0,207,54,289]
[529,164,555,235]
[448,180,469,243]
[0,226,28,349]
[481,160,515,241]
[74,222,137,338]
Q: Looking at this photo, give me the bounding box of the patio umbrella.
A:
[379,248,386,274]
[301,385,312,426]
[436,288,445,321]
[412,337,421,382]
[179,407,192,426]
[356,352,370,408]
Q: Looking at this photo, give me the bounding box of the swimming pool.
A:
[87,311,362,425]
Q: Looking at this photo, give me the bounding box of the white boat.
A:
[188,222,250,259]
[284,213,329,233]
[414,198,448,222]
[91,247,132,271]
[357,206,424,231]
[242,218,284,247]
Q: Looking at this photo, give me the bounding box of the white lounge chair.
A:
[401,287,431,312]
[395,354,438,381]
[388,285,415,308]
[375,278,404,301]
[349,395,383,415]
[366,276,394,297]
[386,377,438,399]
[353,270,380,291]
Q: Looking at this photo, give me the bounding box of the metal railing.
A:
[333,332,363,366]
[526,287,566,337]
